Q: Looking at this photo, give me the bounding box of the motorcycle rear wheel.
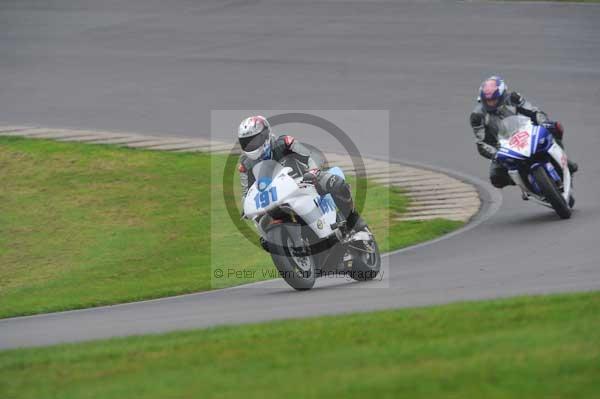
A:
[347,229,381,281]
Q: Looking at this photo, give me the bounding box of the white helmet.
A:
[237,115,272,160]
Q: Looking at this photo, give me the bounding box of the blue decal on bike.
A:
[530,126,538,155]
[545,162,562,184]
[535,126,553,153]
[257,177,272,192]
[316,195,336,214]
[269,186,278,202]
[254,186,278,209]
[528,173,542,194]
[498,148,527,160]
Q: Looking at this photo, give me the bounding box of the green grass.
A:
[1,291,599,398]
[0,136,462,317]
[501,0,600,2]
[505,0,600,2]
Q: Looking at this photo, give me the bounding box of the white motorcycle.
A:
[495,115,574,219]
[243,160,381,290]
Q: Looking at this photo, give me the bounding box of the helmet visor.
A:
[239,130,269,152]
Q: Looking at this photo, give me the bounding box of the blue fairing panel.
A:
[544,162,562,183]
[534,126,554,153]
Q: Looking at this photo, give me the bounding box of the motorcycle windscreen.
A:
[251,159,282,181]
[498,115,534,158]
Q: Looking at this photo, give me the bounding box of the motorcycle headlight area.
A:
[257,177,272,192]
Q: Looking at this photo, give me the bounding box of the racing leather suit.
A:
[238,134,360,229]
[470,91,573,188]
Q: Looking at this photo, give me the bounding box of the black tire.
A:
[267,225,316,290]
[532,166,571,219]
[348,231,381,281]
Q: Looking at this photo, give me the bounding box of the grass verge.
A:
[1,291,599,398]
[503,0,600,2]
[0,136,462,317]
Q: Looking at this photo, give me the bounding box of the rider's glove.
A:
[302,168,321,185]
[541,121,564,140]
[259,236,270,252]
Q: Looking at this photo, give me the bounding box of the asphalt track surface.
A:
[1,0,599,349]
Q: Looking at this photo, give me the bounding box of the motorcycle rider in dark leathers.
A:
[237,116,366,251]
[470,76,578,189]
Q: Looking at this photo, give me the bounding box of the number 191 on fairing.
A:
[254,187,278,209]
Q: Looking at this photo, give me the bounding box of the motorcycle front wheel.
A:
[267,225,316,290]
[532,166,571,219]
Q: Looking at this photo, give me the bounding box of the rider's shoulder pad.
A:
[470,111,484,127]
[274,134,296,150]
[238,154,252,173]
[283,135,295,148]
[510,91,524,106]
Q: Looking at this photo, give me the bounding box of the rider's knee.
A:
[318,173,350,198]
[490,174,510,188]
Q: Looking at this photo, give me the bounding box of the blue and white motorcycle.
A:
[495,115,574,219]
[243,159,380,290]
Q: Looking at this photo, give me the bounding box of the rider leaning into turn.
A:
[237,115,366,246]
[470,76,578,189]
